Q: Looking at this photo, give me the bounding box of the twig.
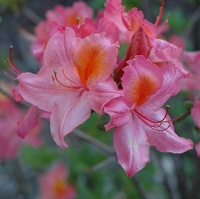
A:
[131,177,149,199]
[0,85,27,109]
[22,7,43,24]
[182,5,200,40]
[173,111,190,124]
[18,28,35,42]
[73,128,115,154]
[86,156,116,173]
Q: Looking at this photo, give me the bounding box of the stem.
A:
[73,128,115,154]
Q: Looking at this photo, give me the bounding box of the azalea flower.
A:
[16,27,121,148]
[0,83,42,160]
[104,0,157,42]
[104,56,193,176]
[32,1,93,63]
[37,163,76,199]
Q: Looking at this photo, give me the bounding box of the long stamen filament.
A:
[62,69,82,87]
[9,46,22,74]
[134,105,176,131]
[4,59,19,76]
[53,68,81,89]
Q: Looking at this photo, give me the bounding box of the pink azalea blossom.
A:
[104,56,193,176]
[0,85,42,160]
[16,27,122,148]
[32,1,93,63]
[195,141,200,158]
[179,51,200,90]
[191,101,200,130]
[104,0,157,42]
[46,1,93,26]
[37,163,76,199]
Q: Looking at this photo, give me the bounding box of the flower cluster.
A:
[8,0,196,176]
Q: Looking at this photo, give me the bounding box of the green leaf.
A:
[20,145,60,169]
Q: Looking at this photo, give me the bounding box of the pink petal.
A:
[50,90,91,148]
[191,101,200,128]
[114,116,150,176]
[88,76,123,114]
[17,66,78,113]
[143,63,182,111]
[145,109,193,153]
[122,55,163,107]
[104,0,127,33]
[104,96,130,131]
[195,141,200,157]
[16,105,39,138]
[72,32,118,86]
[149,39,182,62]
[183,50,200,74]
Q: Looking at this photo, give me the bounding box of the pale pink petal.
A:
[50,90,91,148]
[97,17,120,42]
[104,96,130,131]
[195,141,200,157]
[12,86,24,102]
[191,101,200,128]
[172,58,189,77]
[104,0,127,33]
[183,51,200,74]
[39,111,51,119]
[122,8,144,33]
[88,76,123,113]
[17,66,78,113]
[24,121,42,147]
[16,105,39,138]
[44,28,74,70]
[142,19,157,39]
[149,39,182,62]
[114,115,150,177]
[73,1,93,19]
[122,55,163,107]
[145,109,193,153]
[179,75,200,90]
[72,32,118,86]
[38,163,76,199]
[46,2,93,26]
[76,18,97,38]
[143,63,182,111]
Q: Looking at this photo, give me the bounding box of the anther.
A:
[76,16,80,25]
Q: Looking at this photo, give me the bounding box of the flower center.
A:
[53,179,67,197]
[52,68,82,89]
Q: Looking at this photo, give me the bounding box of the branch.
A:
[73,128,115,154]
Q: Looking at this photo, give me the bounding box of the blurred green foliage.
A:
[0,0,27,12]
[167,9,188,34]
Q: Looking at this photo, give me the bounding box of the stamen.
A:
[134,105,178,131]
[4,59,19,76]
[62,69,82,87]
[52,75,56,85]
[52,68,81,89]
[155,0,165,27]
[9,46,22,74]
[3,71,17,80]
[76,16,80,25]
[4,46,22,79]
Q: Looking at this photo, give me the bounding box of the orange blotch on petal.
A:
[53,179,68,197]
[131,75,160,106]
[74,35,117,86]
